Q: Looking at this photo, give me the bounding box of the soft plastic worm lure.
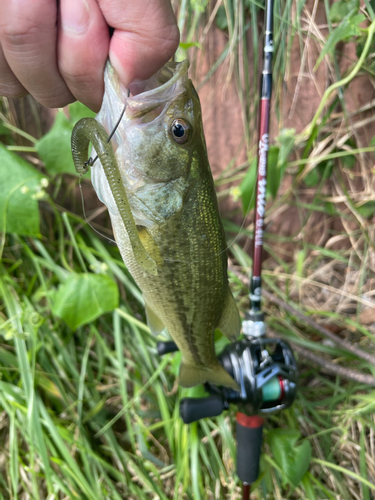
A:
[71,117,157,276]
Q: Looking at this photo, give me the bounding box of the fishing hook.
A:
[85,88,130,169]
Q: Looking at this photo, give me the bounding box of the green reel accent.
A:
[262,377,281,402]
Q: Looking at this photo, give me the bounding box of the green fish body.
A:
[73,60,240,390]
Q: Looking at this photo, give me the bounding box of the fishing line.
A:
[87,89,130,167]
[78,177,116,245]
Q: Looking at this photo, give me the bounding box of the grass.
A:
[1,0,375,498]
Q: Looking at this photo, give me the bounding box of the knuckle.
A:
[2,21,41,48]
[38,93,74,109]
[163,23,180,54]
[0,83,28,99]
[60,67,96,86]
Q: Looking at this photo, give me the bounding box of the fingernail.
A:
[109,51,132,88]
[61,0,90,35]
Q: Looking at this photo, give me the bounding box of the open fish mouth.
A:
[93,59,189,147]
[129,59,189,97]
[126,60,189,118]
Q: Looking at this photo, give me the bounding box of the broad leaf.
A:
[0,144,43,235]
[191,0,208,13]
[268,429,312,487]
[341,153,356,168]
[277,128,295,168]
[329,0,360,23]
[304,168,320,187]
[266,146,281,199]
[356,201,375,218]
[36,111,76,176]
[52,273,119,330]
[240,158,257,214]
[179,42,202,50]
[315,13,365,70]
[69,101,96,124]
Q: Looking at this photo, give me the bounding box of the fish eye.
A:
[170,119,190,144]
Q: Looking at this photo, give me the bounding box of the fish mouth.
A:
[126,60,189,118]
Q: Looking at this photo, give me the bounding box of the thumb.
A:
[98,0,179,87]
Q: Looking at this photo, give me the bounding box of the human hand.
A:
[0,0,179,111]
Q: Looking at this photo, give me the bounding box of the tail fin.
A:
[179,361,239,391]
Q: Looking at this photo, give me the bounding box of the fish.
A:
[71,60,241,390]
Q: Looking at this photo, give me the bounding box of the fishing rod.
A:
[158,0,297,498]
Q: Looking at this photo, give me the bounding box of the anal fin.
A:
[179,360,239,391]
[217,288,241,342]
[145,302,165,335]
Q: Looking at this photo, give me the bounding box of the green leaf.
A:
[179,42,202,50]
[266,129,295,200]
[370,135,375,146]
[356,201,375,218]
[52,273,119,329]
[304,167,320,187]
[318,160,334,180]
[268,429,312,487]
[325,201,336,215]
[0,122,11,135]
[216,6,229,30]
[277,128,295,168]
[36,111,76,176]
[341,154,356,168]
[266,146,281,199]
[191,0,208,13]
[0,144,43,235]
[315,13,365,70]
[329,0,360,23]
[239,158,257,214]
[68,101,96,124]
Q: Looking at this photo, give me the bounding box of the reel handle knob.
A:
[180,395,226,424]
[157,341,178,356]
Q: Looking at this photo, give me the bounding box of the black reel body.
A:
[158,337,297,424]
[218,337,297,414]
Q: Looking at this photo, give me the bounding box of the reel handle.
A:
[180,394,226,424]
[157,341,178,356]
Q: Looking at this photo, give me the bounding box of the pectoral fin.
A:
[137,227,163,267]
[217,288,241,342]
[145,303,165,335]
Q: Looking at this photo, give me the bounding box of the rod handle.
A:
[236,413,264,484]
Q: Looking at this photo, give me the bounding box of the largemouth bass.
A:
[71,60,241,390]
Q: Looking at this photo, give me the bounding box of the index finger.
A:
[98,0,180,87]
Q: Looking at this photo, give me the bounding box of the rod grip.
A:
[236,413,264,484]
[180,395,225,424]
